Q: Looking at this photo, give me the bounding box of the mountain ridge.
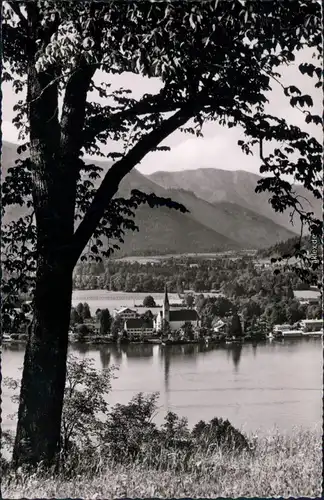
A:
[2,142,298,255]
[149,168,321,235]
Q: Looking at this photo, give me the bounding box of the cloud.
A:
[2,120,21,144]
[2,48,321,177]
[137,125,262,174]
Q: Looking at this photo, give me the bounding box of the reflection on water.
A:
[2,338,322,435]
[230,344,242,371]
[99,348,111,369]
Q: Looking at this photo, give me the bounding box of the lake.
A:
[71,289,181,316]
[71,289,222,316]
[2,337,322,439]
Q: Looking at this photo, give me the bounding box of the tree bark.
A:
[12,256,73,468]
[12,5,83,468]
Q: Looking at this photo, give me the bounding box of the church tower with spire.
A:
[163,284,170,322]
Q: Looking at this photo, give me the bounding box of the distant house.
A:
[154,285,200,332]
[212,319,226,334]
[113,307,138,320]
[124,318,154,338]
[293,290,321,305]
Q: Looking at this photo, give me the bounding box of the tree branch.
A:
[69,104,194,266]
[61,2,104,157]
[84,86,227,146]
[8,2,28,30]
[84,90,183,145]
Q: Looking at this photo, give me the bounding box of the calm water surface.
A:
[71,289,221,315]
[2,338,322,436]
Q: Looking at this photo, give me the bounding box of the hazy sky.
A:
[2,49,321,175]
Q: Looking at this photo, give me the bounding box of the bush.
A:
[102,392,160,462]
[192,417,249,452]
[75,324,90,341]
[143,295,156,307]
[61,356,115,455]
[3,357,249,477]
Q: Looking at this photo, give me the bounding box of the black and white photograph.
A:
[1,0,323,498]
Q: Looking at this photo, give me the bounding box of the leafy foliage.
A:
[2,0,322,315]
[3,356,116,466]
[143,295,156,307]
[60,355,115,456]
[99,308,111,335]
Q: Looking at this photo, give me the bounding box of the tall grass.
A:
[2,426,322,498]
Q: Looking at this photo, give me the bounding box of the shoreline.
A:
[2,336,321,348]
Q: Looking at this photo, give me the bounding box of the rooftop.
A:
[115,307,137,314]
[293,290,321,300]
[125,318,154,329]
[300,319,323,324]
[169,309,199,322]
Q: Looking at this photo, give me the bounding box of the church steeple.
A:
[164,284,169,306]
[163,284,170,322]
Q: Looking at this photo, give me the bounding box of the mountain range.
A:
[2,141,319,256]
[149,168,321,235]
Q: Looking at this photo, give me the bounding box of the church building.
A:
[154,285,200,332]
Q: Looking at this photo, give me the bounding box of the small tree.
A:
[61,355,115,459]
[286,285,295,300]
[70,307,82,326]
[182,322,194,340]
[3,356,116,473]
[162,319,171,337]
[306,304,321,319]
[111,316,124,341]
[103,392,159,461]
[143,295,156,307]
[100,308,111,336]
[82,302,92,320]
[184,294,194,309]
[141,310,153,321]
[229,313,244,338]
[75,324,90,342]
[192,417,249,452]
[76,303,84,318]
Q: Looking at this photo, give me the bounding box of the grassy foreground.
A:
[2,427,322,498]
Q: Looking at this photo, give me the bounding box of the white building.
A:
[212,319,226,334]
[154,285,200,332]
[113,307,137,320]
[293,289,321,305]
[300,319,323,333]
[124,318,154,338]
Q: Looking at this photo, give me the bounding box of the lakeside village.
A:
[3,284,323,347]
[3,245,323,346]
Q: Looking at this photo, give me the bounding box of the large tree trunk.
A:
[12,145,77,468]
[12,256,73,468]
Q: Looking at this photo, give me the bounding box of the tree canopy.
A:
[2,0,322,312]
